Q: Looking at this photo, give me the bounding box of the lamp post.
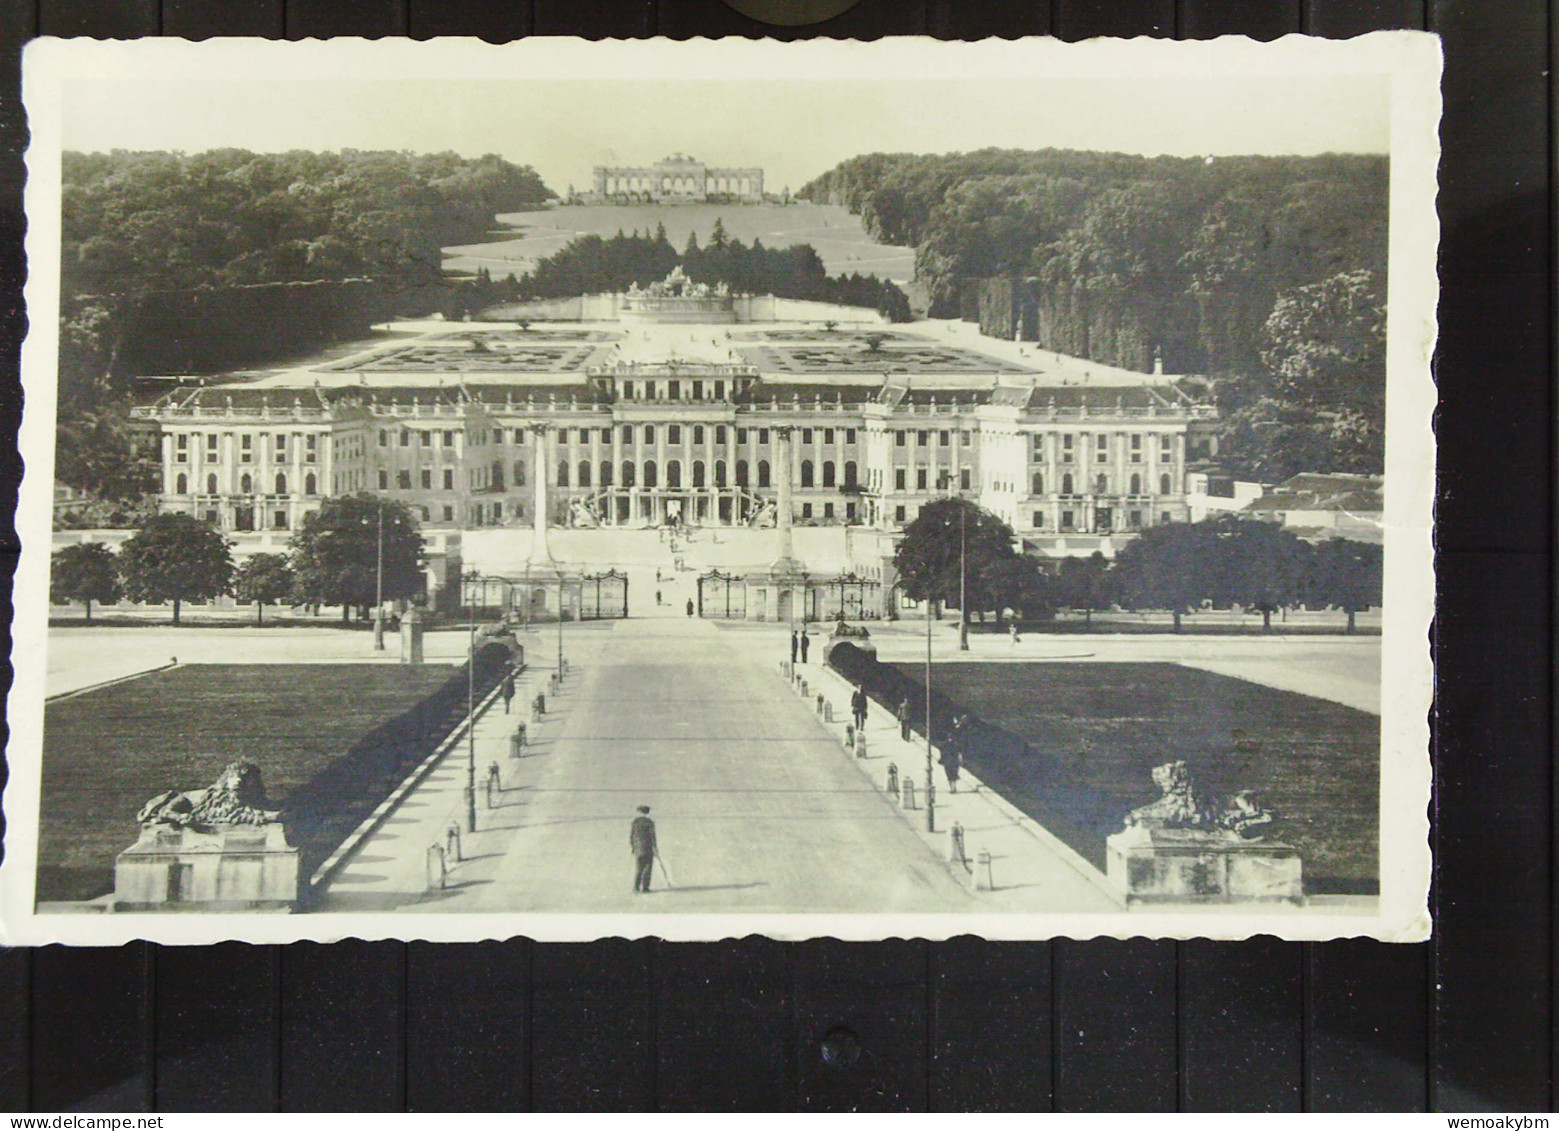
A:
[924,581,936,833]
[958,502,969,652]
[465,616,477,833]
[372,504,386,651]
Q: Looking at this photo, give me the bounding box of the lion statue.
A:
[137,761,281,829]
[1124,760,1274,839]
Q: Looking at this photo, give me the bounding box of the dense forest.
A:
[516,221,912,321]
[800,148,1388,477]
[54,149,553,497]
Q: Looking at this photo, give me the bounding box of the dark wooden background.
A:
[0,0,1551,1112]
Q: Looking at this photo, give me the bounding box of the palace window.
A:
[846,429,857,444]
[1096,474,1109,494]
[692,460,705,488]
[400,431,409,447]
[578,462,592,487]
[759,429,770,445]
[274,510,288,530]
[1161,434,1173,454]
[824,428,834,445]
[1032,434,1044,458]
[1160,473,1172,495]
[421,432,431,448]
[600,461,613,486]
[176,435,189,463]
[917,431,928,447]
[1097,434,1109,462]
[843,461,857,488]
[802,428,813,445]
[823,503,834,520]
[644,425,655,444]
[240,473,252,494]
[1032,472,1044,495]
[275,473,288,494]
[623,380,635,399]
[1062,473,1074,495]
[644,461,658,488]
[1131,434,1143,462]
[1129,509,1143,530]
[669,425,682,445]
[895,505,906,522]
[623,425,634,445]
[420,506,430,521]
[916,468,927,490]
[714,381,724,399]
[1130,473,1142,495]
[714,460,726,487]
[558,462,570,488]
[1032,512,1045,529]
[895,469,906,491]
[895,431,906,447]
[692,381,703,400]
[379,431,389,447]
[939,431,949,446]
[397,471,411,490]
[667,461,682,489]
[716,426,726,445]
[207,434,219,454]
[800,460,814,488]
[822,461,835,488]
[305,473,318,496]
[421,470,432,489]
[693,425,705,445]
[960,468,971,490]
[1061,511,1075,531]
[206,473,219,494]
[622,461,636,487]
[444,505,454,522]
[448,469,459,490]
[801,503,813,519]
[240,435,252,463]
[736,428,747,445]
[668,380,680,400]
[757,460,771,488]
[735,460,749,487]
[601,428,611,443]
[379,471,389,490]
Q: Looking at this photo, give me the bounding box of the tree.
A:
[233,552,294,625]
[1305,537,1383,632]
[893,498,1017,646]
[1206,516,1311,631]
[118,514,234,626]
[288,494,425,623]
[1113,520,1219,631]
[1056,551,1114,628]
[50,542,121,622]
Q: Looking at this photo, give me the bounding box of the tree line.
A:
[50,495,427,626]
[800,148,1387,478]
[517,221,913,321]
[892,498,1382,633]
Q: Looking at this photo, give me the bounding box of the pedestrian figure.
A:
[630,805,657,893]
[790,630,799,665]
[686,598,695,617]
[656,589,663,606]
[897,697,911,741]
[1010,621,1022,647]
[799,630,810,663]
[943,715,967,793]
[500,669,516,713]
[851,684,868,731]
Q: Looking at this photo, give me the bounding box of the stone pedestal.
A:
[114,822,300,912]
[400,605,425,663]
[1106,826,1303,905]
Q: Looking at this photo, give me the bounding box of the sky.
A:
[61,74,1389,198]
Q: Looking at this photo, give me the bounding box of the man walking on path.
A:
[630,805,657,893]
[851,684,868,732]
[790,630,799,665]
[897,697,911,741]
[500,669,516,714]
[799,630,810,664]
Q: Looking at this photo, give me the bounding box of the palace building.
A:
[130,274,1217,615]
[590,154,764,204]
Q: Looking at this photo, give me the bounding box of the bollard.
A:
[426,843,447,890]
[978,849,995,891]
[886,763,899,798]
[927,779,936,832]
[445,822,462,863]
[845,722,855,749]
[537,692,546,716]
[510,722,527,757]
[799,679,809,698]
[902,777,918,810]
[855,730,868,759]
[949,821,967,867]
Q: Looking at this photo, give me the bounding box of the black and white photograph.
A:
[1,33,1438,944]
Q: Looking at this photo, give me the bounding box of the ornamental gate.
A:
[696,570,747,619]
[578,569,629,620]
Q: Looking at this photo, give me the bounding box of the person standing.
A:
[790,630,799,665]
[500,669,516,714]
[685,598,695,617]
[897,696,911,741]
[799,630,810,664]
[942,715,967,793]
[630,805,657,893]
[851,684,868,732]
[656,589,663,606]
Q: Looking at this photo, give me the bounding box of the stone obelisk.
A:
[528,422,554,564]
[771,425,802,573]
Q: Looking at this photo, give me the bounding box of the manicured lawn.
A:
[38,664,465,902]
[889,662,1380,894]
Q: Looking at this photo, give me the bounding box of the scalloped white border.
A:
[3,32,1439,945]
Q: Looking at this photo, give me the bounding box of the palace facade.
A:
[590,154,764,204]
[132,287,1216,563]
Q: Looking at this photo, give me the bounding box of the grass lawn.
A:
[38,663,465,902]
[890,661,1380,894]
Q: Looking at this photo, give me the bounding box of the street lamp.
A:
[958,502,969,652]
[924,581,936,833]
[465,616,477,833]
[372,504,386,651]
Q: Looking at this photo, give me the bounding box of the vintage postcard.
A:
[2,33,1439,944]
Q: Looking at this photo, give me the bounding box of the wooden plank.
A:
[154,944,278,1111]
[279,942,405,1111]
[162,0,284,37]
[1302,0,1425,36]
[284,0,407,38]
[1180,941,1303,1111]
[1180,0,1299,39]
[927,0,1051,38]
[655,939,792,1109]
[930,940,1054,1111]
[409,0,530,40]
[406,941,530,1111]
[37,0,159,37]
[530,941,654,1110]
[533,0,655,37]
[1053,0,1174,40]
[793,940,928,1111]
[656,0,927,40]
[1054,939,1177,1111]
[1308,941,1428,1110]
[31,944,149,1111]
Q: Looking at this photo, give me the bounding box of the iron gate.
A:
[578,569,629,619]
[697,570,747,619]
